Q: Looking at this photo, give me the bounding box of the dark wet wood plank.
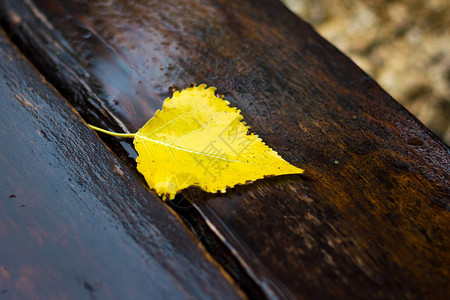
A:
[1,0,449,299]
[0,29,243,300]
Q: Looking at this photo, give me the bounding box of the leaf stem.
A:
[88,124,136,138]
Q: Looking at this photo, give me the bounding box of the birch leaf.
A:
[132,84,303,200]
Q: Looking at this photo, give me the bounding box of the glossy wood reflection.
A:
[0,29,243,300]
[1,0,449,299]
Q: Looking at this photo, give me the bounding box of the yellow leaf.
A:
[132,84,303,200]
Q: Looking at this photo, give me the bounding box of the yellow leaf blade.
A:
[134,84,304,200]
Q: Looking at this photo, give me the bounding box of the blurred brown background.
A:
[282,0,450,145]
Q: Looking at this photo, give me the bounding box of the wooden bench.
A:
[1,0,449,298]
[0,28,242,299]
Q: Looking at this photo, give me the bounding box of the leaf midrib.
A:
[136,134,250,164]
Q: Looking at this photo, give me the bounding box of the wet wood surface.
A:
[0,29,243,300]
[1,0,449,299]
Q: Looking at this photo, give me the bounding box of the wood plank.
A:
[1,0,449,298]
[0,28,243,300]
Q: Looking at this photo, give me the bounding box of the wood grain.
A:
[1,0,449,298]
[0,28,243,300]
